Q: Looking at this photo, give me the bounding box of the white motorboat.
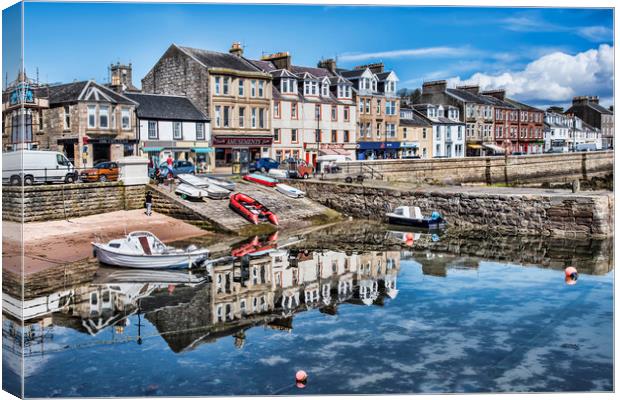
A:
[92,231,209,269]
[267,168,289,179]
[275,183,305,198]
[178,173,209,188]
[175,183,206,200]
[204,184,229,200]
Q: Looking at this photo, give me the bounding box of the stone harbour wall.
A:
[336,151,614,185]
[3,182,146,222]
[290,180,614,238]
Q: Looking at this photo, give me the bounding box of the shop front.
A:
[212,135,272,174]
[400,142,419,158]
[141,140,214,173]
[80,136,137,168]
[356,142,401,160]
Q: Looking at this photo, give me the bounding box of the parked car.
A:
[285,158,314,179]
[80,161,119,182]
[249,158,279,173]
[2,150,77,185]
[158,160,195,178]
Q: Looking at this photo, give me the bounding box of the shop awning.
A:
[482,143,506,154]
[467,144,483,149]
[143,147,163,152]
[193,147,214,153]
[357,141,401,150]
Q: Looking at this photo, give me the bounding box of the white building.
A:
[126,92,211,171]
[413,104,465,158]
[544,110,602,152]
[250,53,357,167]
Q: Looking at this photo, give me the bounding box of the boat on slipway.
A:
[385,206,447,229]
[275,183,305,198]
[243,173,279,187]
[204,175,236,191]
[229,193,279,225]
[92,231,210,269]
[177,174,230,200]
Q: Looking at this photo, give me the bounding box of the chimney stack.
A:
[572,95,600,105]
[355,62,384,74]
[229,42,243,57]
[318,58,337,74]
[480,89,505,100]
[261,51,291,70]
[422,80,447,94]
[457,84,480,95]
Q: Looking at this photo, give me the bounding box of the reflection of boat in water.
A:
[386,206,446,229]
[231,232,279,257]
[92,231,210,269]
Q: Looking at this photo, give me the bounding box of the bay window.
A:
[99,106,109,128]
[87,105,96,128]
[121,108,130,130]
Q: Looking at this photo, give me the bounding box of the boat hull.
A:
[386,215,446,229]
[229,193,279,225]
[275,183,305,198]
[92,244,209,269]
[243,173,278,187]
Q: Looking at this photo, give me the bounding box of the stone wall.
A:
[289,180,614,239]
[336,151,614,185]
[3,182,145,222]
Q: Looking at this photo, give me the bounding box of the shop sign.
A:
[213,136,272,146]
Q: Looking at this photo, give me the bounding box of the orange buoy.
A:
[565,267,578,279]
[405,232,414,241]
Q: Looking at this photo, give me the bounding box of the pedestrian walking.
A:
[145,190,153,216]
[166,154,174,167]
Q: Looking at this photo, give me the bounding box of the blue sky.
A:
[5,3,615,108]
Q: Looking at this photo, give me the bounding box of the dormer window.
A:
[304,81,319,96]
[372,79,377,92]
[281,78,297,94]
[386,80,396,93]
[338,84,351,98]
[321,83,329,97]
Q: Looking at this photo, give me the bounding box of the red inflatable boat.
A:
[231,232,279,257]
[229,193,279,225]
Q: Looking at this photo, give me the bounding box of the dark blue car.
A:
[249,158,279,173]
[156,160,195,178]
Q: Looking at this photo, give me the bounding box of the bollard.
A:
[572,179,580,193]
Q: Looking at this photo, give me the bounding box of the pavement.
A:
[2,210,210,275]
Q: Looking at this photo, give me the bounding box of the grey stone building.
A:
[566,96,614,149]
[142,42,273,171]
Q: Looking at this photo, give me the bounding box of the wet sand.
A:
[2,210,210,275]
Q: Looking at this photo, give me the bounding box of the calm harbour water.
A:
[3,223,614,397]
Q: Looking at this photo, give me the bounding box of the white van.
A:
[2,150,78,185]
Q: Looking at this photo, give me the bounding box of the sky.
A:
[3,2,615,109]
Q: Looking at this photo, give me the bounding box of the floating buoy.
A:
[295,370,308,388]
[565,275,577,285]
[565,267,578,280]
[405,232,414,241]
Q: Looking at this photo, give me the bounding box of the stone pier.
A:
[288,180,614,238]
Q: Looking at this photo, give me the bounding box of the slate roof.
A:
[375,71,392,81]
[400,109,432,127]
[480,94,516,109]
[177,45,260,72]
[445,88,494,105]
[45,81,136,105]
[125,93,209,121]
[504,98,543,112]
[339,69,366,79]
[568,102,613,115]
[290,65,332,78]
[250,59,277,72]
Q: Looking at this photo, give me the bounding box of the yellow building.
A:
[399,107,433,159]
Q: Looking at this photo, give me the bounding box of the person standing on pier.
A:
[145,190,153,216]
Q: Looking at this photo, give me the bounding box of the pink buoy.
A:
[565,276,577,285]
[405,232,414,241]
[295,370,307,382]
[565,267,578,277]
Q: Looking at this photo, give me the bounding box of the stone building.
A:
[419,81,494,157]
[566,96,614,149]
[249,53,357,165]
[412,103,465,158]
[478,89,515,154]
[335,62,400,160]
[124,92,211,171]
[398,107,433,158]
[141,42,273,172]
[502,97,545,154]
[43,81,137,168]
[2,72,49,151]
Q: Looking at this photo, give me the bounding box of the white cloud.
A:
[577,26,613,42]
[338,46,472,62]
[447,44,614,103]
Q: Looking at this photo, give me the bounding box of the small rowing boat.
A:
[204,176,236,191]
[275,183,305,198]
[92,231,209,269]
[243,173,278,187]
[229,192,279,225]
[267,169,289,179]
[177,174,230,199]
[385,206,446,229]
[175,183,206,200]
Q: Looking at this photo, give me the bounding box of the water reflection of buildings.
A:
[3,249,401,362]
